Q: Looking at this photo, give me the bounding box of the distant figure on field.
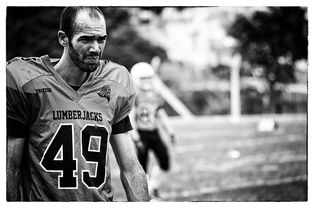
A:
[130,62,176,200]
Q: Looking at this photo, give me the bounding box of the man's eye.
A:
[98,37,107,43]
[98,39,105,44]
[79,37,92,42]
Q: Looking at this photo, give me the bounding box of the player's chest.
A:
[136,92,160,109]
[31,77,123,119]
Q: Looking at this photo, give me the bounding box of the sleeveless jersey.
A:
[134,88,164,131]
[6,55,135,201]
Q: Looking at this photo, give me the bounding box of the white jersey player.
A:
[130,62,176,200]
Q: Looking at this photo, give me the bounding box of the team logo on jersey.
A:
[97,85,111,102]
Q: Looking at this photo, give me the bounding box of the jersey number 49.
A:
[40,124,109,189]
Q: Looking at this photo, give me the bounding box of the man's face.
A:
[69,11,107,72]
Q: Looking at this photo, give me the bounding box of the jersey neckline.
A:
[41,55,98,102]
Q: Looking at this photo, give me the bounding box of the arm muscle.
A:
[110,133,149,201]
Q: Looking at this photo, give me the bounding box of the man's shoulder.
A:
[7,56,43,66]
[99,60,129,77]
[98,60,134,92]
[7,56,50,87]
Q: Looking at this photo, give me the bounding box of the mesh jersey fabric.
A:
[6,55,135,201]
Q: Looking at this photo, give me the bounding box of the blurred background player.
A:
[130,62,176,200]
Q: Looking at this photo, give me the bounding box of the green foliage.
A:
[211,64,231,80]
[103,25,167,70]
[6,7,63,59]
[178,91,231,115]
[228,7,307,80]
[228,7,308,113]
[241,88,264,114]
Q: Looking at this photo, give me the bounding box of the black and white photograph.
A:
[4,2,310,206]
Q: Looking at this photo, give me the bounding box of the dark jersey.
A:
[6,55,135,201]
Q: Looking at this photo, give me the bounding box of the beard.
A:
[68,44,101,73]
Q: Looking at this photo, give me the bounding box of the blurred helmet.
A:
[130,62,155,86]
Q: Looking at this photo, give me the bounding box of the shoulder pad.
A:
[7,56,51,88]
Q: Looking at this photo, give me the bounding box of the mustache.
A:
[85,52,101,58]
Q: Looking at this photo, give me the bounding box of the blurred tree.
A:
[6,7,167,70]
[102,8,167,70]
[138,6,187,15]
[6,7,63,59]
[211,64,231,80]
[228,7,308,113]
[139,7,164,15]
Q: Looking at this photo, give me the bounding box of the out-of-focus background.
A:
[6,6,308,201]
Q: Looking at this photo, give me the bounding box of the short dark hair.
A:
[59,6,105,41]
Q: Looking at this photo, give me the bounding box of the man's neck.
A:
[54,53,89,87]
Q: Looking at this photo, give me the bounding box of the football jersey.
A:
[6,55,135,201]
[134,87,164,131]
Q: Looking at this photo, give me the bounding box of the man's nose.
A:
[89,40,101,53]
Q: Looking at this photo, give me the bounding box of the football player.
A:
[130,62,176,200]
[6,7,149,201]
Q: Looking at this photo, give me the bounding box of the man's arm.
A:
[110,132,149,201]
[129,108,140,141]
[7,135,25,201]
[129,108,145,153]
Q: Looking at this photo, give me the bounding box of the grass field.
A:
[109,114,307,202]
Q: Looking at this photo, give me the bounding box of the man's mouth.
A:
[86,55,99,59]
[85,56,100,62]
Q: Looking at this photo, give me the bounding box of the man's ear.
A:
[58,30,69,47]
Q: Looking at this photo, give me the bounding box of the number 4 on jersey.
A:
[40,124,77,189]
